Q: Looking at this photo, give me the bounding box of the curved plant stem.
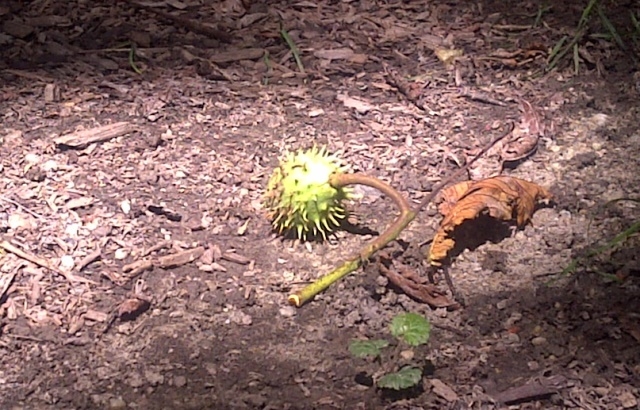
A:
[289,174,414,307]
[288,122,515,307]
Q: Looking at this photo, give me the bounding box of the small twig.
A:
[492,375,567,404]
[416,122,515,214]
[76,249,102,272]
[156,246,204,268]
[0,196,44,219]
[53,122,136,148]
[0,240,95,284]
[122,259,154,278]
[430,322,469,337]
[141,240,172,257]
[441,266,465,307]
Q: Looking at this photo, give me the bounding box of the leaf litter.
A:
[0,0,639,409]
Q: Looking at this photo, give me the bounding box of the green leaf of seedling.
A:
[348,339,389,358]
[390,313,431,347]
[377,366,422,390]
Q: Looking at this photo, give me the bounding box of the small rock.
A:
[580,311,590,320]
[42,159,58,171]
[279,306,296,318]
[527,361,540,371]
[173,375,187,388]
[24,153,40,164]
[60,255,75,270]
[496,300,508,310]
[108,397,127,410]
[114,248,128,260]
[400,350,414,360]
[505,332,520,343]
[504,312,523,328]
[619,390,638,408]
[120,200,131,214]
[531,336,547,346]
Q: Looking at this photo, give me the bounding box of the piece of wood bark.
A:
[53,122,136,148]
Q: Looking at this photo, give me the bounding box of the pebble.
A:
[619,390,638,408]
[400,350,414,360]
[24,153,40,164]
[505,332,520,344]
[114,248,129,260]
[60,255,75,270]
[173,375,187,388]
[496,300,508,310]
[504,312,523,328]
[531,336,547,346]
[120,200,131,214]
[279,306,296,318]
[42,159,58,171]
[108,397,127,410]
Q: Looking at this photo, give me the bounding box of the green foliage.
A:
[545,0,638,74]
[348,313,432,391]
[390,313,431,347]
[348,339,389,358]
[377,366,423,390]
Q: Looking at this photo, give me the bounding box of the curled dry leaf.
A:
[501,99,543,163]
[429,176,552,266]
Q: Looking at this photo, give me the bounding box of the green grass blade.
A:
[579,0,599,29]
[547,35,568,70]
[279,24,305,73]
[597,5,626,49]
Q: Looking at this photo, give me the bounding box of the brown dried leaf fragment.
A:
[429,176,552,266]
[378,254,459,309]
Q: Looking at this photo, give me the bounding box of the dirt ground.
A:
[1,0,639,409]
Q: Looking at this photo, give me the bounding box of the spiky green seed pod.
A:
[263,146,352,240]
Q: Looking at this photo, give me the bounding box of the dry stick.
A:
[288,122,515,306]
[123,0,232,43]
[0,240,95,284]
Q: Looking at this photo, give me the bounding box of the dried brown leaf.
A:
[429,176,552,266]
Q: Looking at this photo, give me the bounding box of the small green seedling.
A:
[349,313,432,391]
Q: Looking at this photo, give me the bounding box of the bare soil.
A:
[1,1,639,409]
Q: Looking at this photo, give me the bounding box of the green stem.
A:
[289,174,415,307]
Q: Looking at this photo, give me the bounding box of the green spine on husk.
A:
[263,146,352,239]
